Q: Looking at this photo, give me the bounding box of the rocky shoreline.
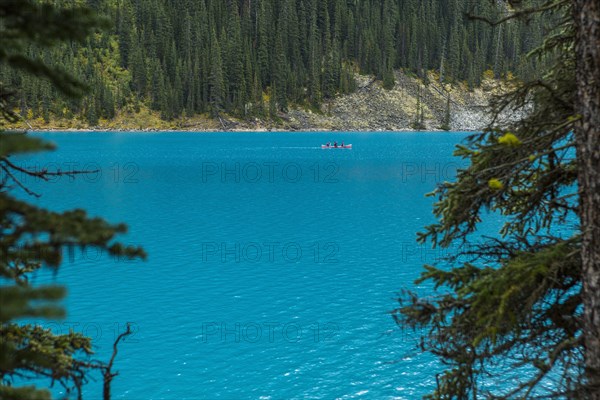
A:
[10,70,521,133]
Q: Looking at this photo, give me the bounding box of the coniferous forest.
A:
[1,0,546,124]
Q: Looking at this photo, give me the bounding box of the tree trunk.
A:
[103,378,111,400]
[574,0,600,397]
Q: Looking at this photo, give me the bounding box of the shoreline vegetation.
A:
[24,128,470,133]
[7,71,518,133]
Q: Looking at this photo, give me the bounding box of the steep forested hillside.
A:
[0,0,546,125]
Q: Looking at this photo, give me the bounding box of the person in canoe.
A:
[326,142,331,147]
[341,141,345,147]
[334,141,338,148]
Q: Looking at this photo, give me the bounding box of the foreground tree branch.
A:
[393,0,600,397]
[0,2,145,399]
[102,324,133,400]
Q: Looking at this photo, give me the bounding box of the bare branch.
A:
[102,323,133,400]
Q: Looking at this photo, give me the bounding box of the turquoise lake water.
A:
[17,131,476,399]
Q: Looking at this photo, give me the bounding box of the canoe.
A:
[321,144,352,149]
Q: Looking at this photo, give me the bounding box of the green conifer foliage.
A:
[0,1,146,398]
[3,0,545,122]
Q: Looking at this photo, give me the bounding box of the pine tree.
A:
[0,2,145,398]
[440,91,451,130]
[256,0,270,88]
[396,1,600,397]
[573,1,600,395]
[272,28,288,111]
[307,1,321,106]
[208,28,225,116]
[225,3,245,113]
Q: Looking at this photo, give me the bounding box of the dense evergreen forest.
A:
[1,0,546,124]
